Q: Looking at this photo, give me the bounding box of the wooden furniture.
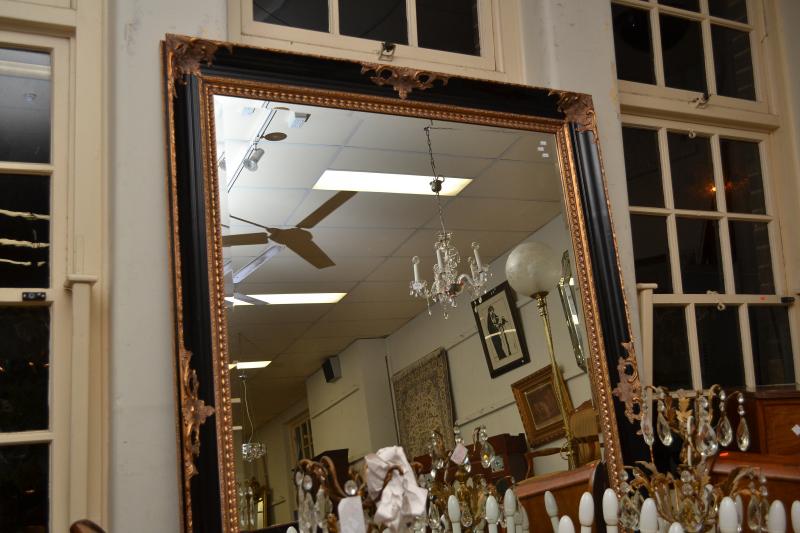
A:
[516,461,608,533]
[70,520,106,533]
[413,433,528,484]
[739,385,800,455]
[525,400,601,477]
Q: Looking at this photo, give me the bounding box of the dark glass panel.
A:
[695,305,744,388]
[658,0,699,11]
[729,221,774,294]
[749,306,795,385]
[631,215,673,293]
[340,0,408,45]
[416,0,479,55]
[0,444,48,532]
[653,306,693,389]
[676,217,724,293]
[623,127,664,207]
[611,5,656,84]
[712,25,755,100]
[667,132,715,210]
[0,48,51,164]
[0,306,50,432]
[660,15,707,93]
[719,139,765,214]
[709,0,748,22]
[252,0,328,32]
[0,174,50,288]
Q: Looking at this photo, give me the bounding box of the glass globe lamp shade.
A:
[505,242,561,297]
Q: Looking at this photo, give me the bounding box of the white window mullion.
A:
[685,303,703,388]
[649,3,666,87]
[329,0,340,36]
[657,127,683,294]
[0,431,54,445]
[739,304,757,387]
[711,134,736,295]
[405,0,418,48]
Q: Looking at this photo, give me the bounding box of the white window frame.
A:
[228,0,524,82]
[612,0,773,119]
[624,114,800,389]
[0,29,71,531]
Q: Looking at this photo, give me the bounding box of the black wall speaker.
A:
[322,355,341,383]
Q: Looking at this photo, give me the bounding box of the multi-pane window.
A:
[611,0,757,100]
[0,38,64,532]
[622,119,796,389]
[252,0,482,56]
[290,415,314,462]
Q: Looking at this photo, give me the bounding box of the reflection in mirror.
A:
[213,95,597,530]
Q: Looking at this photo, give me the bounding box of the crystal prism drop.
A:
[717,415,733,447]
[737,417,750,451]
[480,441,496,469]
[461,504,474,528]
[657,411,673,446]
[694,422,718,457]
[747,495,761,530]
[619,494,641,530]
[641,410,655,447]
[428,502,440,531]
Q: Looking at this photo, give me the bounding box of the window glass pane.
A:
[631,215,673,293]
[653,306,693,388]
[749,306,795,385]
[712,25,755,100]
[729,220,774,294]
[0,444,49,531]
[0,48,51,164]
[667,132,715,210]
[676,217,724,293]
[658,0,700,12]
[340,0,408,45]
[660,15,707,93]
[719,139,765,214]
[623,127,664,207]
[0,174,50,288]
[0,306,50,432]
[611,5,655,84]
[709,0,748,23]
[416,0,480,56]
[253,0,328,32]
[695,305,744,388]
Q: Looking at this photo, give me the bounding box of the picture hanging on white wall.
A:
[471,281,530,378]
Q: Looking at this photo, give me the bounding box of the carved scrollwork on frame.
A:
[360,63,449,99]
[550,91,598,141]
[612,341,643,423]
[164,35,230,100]
[180,346,215,481]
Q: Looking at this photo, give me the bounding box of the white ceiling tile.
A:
[240,255,385,284]
[391,229,532,260]
[232,144,341,189]
[501,133,558,162]
[303,318,408,339]
[293,190,440,229]
[366,256,435,282]
[462,159,562,201]
[330,147,491,179]
[323,300,427,322]
[227,188,309,227]
[345,281,414,302]
[309,227,414,259]
[426,198,562,232]
[266,106,362,146]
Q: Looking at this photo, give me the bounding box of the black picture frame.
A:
[471,282,530,378]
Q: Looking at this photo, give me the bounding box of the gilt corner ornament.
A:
[165,34,230,99]
[180,346,215,481]
[611,340,643,423]
[360,63,449,99]
[550,91,598,141]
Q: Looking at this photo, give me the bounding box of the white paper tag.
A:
[792,424,800,437]
[338,496,367,533]
[450,442,468,465]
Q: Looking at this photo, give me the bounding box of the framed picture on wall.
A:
[471,281,530,378]
[511,365,573,447]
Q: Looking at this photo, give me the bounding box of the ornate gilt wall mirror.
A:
[162,34,645,532]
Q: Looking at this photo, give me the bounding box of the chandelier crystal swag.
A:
[409,121,490,318]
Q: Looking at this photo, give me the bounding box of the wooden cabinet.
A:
[740,385,800,455]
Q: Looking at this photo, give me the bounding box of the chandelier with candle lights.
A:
[409,121,490,318]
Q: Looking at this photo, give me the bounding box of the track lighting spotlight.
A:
[243,147,264,172]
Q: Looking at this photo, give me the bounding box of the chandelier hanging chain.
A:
[241,374,255,444]
[424,120,448,236]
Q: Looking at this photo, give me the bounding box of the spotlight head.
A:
[244,147,265,172]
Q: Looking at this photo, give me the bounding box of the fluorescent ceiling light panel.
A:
[313,170,471,196]
[248,292,347,305]
[229,360,272,370]
[225,296,253,306]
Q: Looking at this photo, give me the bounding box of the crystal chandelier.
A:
[618,383,768,533]
[409,121,490,318]
[238,371,266,462]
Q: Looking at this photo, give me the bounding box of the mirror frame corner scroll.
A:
[162,33,647,532]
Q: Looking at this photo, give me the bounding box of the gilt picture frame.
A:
[511,365,573,447]
[472,282,530,378]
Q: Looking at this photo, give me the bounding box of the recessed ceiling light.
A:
[313,170,471,196]
[225,296,254,306]
[229,360,272,370]
[248,292,347,305]
[262,132,287,141]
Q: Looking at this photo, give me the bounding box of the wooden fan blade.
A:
[295,190,356,229]
[222,232,270,247]
[268,227,335,269]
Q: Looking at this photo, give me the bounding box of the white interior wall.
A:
[108,0,226,531]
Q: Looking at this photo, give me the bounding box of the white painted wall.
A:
[108,1,226,531]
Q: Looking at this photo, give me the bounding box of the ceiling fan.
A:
[222,190,356,273]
